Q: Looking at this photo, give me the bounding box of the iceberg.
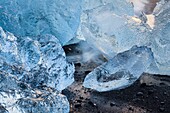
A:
[83,46,153,92]
[0,0,83,45]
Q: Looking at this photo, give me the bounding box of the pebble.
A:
[136,92,144,96]
[110,102,116,107]
[140,83,146,88]
[77,99,82,103]
[75,104,82,108]
[128,107,134,111]
[88,101,96,107]
[159,107,165,112]
[148,90,154,95]
[160,101,165,105]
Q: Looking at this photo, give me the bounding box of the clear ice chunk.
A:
[0,71,69,113]
[0,0,83,45]
[0,27,74,92]
[79,0,170,76]
[79,0,150,57]
[83,46,153,92]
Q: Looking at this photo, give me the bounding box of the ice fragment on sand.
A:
[83,46,153,92]
[0,27,74,92]
[80,0,170,76]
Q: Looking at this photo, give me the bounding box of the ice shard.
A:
[0,71,70,113]
[83,46,153,92]
[0,0,83,45]
[0,27,74,92]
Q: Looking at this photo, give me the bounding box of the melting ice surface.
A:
[79,0,170,75]
[0,27,74,112]
[78,0,149,57]
[0,0,83,45]
[0,71,69,113]
[0,27,74,91]
[83,46,153,92]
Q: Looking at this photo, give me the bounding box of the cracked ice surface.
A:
[0,0,83,45]
[83,46,153,92]
[0,27,74,112]
[0,27,74,91]
[0,71,69,113]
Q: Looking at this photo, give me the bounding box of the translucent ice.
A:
[79,0,150,57]
[0,27,72,113]
[0,27,74,92]
[0,0,83,45]
[17,93,69,113]
[0,71,69,113]
[83,46,153,92]
[79,0,170,76]
[146,1,170,75]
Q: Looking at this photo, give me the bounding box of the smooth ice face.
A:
[83,46,153,92]
[0,0,83,45]
[0,27,74,92]
[79,0,150,57]
[146,1,170,75]
[0,71,69,113]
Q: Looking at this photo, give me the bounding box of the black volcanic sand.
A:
[63,43,170,113]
